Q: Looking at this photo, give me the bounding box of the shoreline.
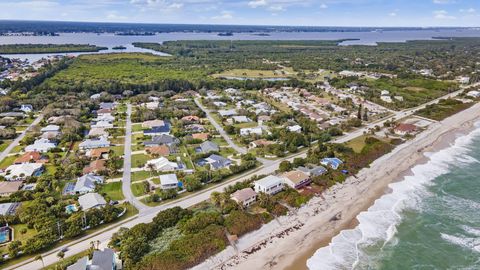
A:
[193,102,480,270]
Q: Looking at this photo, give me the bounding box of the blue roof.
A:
[321,158,343,169]
[143,122,171,134]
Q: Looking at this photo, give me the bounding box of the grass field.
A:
[0,155,17,168]
[0,140,12,152]
[131,153,150,168]
[131,170,158,182]
[99,182,124,201]
[131,182,149,197]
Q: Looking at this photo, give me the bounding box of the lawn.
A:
[10,145,24,153]
[131,182,149,197]
[99,182,124,201]
[345,135,368,153]
[131,170,158,182]
[131,153,150,168]
[110,145,124,156]
[0,140,12,152]
[132,124,144,132]
[0,155,17,168]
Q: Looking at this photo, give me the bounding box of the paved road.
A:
[121,104,149,213]
[9,85,476,270]
[0,114,43,162]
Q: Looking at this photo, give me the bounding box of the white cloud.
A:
[320,3,328,9]
[460,8,476,13]
[433,10,456,19]
[433,0,455,4]
[389,12,397,17]
[212,11,233,20]
[248,0,267,8]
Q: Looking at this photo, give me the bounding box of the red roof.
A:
[14,152,42,164]
[395,123,417,133]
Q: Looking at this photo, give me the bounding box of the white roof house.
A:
[218,109,237,117]
[91,121,113,129]
[25,138,56,153]
[79,136,110,150]
[94,113,115,122]
[232,116,251,123]
[287,125,302,133]
[145,157,179,172]
[72,174,104,195]
[78,193,106,211]
[40,125,60,133]
[380,96,393,103]
[467,90,480,98]
[159,174,178,190]
[254,175,284,195]
[3,163,43,180]
[240,127,263,136]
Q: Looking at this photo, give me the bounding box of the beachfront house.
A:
[297,165,327,177]
[254,175,284,195]
[67,248,117,270]
[281,170,311,189]
[321,158,344,170]
[394,123,417,136]
[159,174,179,190]
[230,188,257,207]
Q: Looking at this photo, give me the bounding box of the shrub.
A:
[224,210,263,237]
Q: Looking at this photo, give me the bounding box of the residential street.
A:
[0,113,43,162]
[121,104,149,213]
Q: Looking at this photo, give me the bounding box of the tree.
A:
[7,240,21,258]
[35,255,44,268]
[357,104,362,120]
[279,160,292,172]
[363,108,369,121]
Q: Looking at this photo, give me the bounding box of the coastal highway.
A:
[8,84,475,270]
[0,113,43,162]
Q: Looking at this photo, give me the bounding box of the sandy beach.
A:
[193,102,480,270]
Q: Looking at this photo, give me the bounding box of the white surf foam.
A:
[307,125,480,270]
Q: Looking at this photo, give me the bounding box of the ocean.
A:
[307,123,480,269]
[2,28,480,62]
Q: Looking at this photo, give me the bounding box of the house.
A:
[282,170,311,189]
[159,174,179,190]
[394,123,417,135]
[20,104,33,113]
[3,163,43,180]
[88,128,108,138]
[40,125,60,133]
[287,125,302,133]
[91,248,116,270]
[25,138,56,153]
[240,127,263,136]
[14,151,43,164]
[96,108,112,116]
[456,76,470,84]
[71,174,104,194]
[380,96,393,103]
[83,160,106,174]
[199,154,232,170]
[41,131,60,140]
[142,119,165,129]
[467,90,480,98]
[99,102,116,110]
[145,157,179,172]
[143,124,171,136]
[297,165,327,177]
[218,109,237,117]
[197,141,219,153]
[185,124,205,133]
[181,115,200,122]
[231,116,251,123]
[86,148,109,159]
[0,203,21,215]
[225,88,239,95]
[321,158,344,170]
[78,193,106,210]
[254,175,284,195]
[141,101,160,110]
[258,115,271,125]
[380,90,390,96]
[249,139,274,148]
[67,256,88,270]
[143,134,179,147]
[230,188,257,207]
[0,182,23,196]
[146,145,172,156]
[79,136,110,150]
[0,112,25,118]
[94,113,115,122]
[90,93,101,99]
[91,121,113,129]
[192,133,209,141]
[213,101,227,107]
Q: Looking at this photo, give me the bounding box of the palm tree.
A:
[34,255,44,268]
[210,191,221,206]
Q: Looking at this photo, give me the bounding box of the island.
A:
[0,44,108,54]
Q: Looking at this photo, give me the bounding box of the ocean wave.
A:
[440,233,480,253]
[307,127,480,270]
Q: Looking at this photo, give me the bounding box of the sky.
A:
[0,0,479,27]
